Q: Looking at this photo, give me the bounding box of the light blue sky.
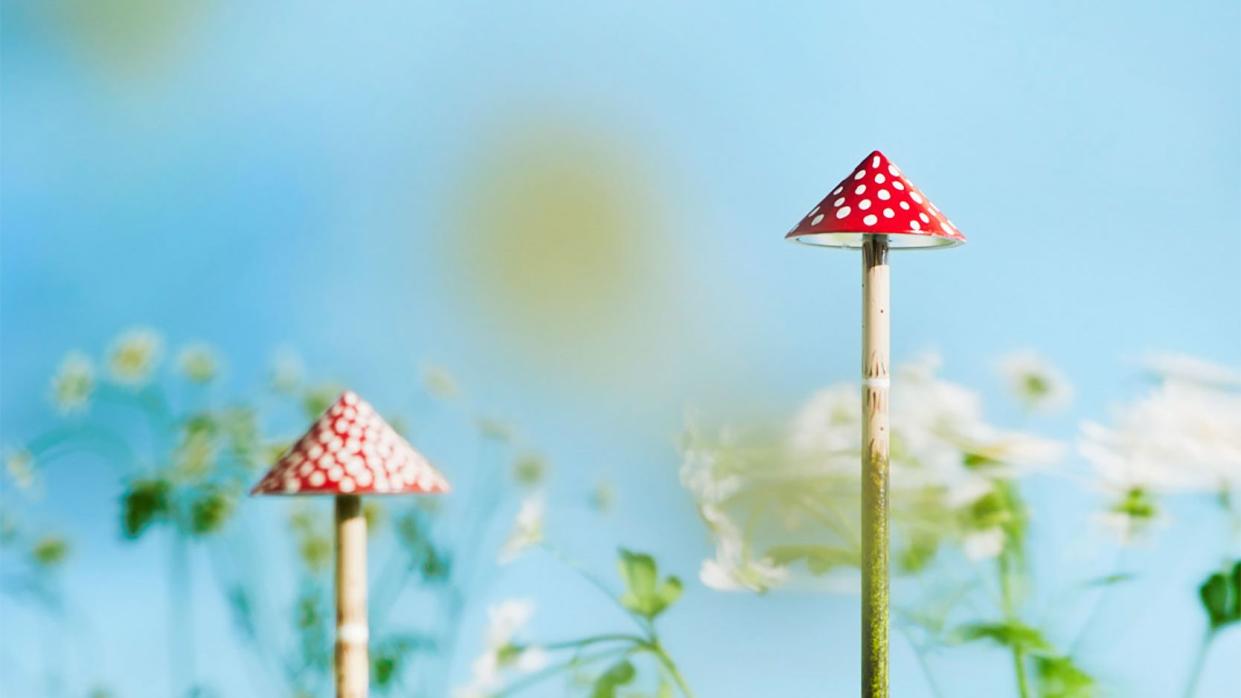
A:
[2,1,1238,696]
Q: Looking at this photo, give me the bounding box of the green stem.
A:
[998,554,1031,698]
[542,633,646,651]
[1012,646,1031,698]
[493,646,632,697]
[645,642,694,698]
[1183,629,1214,698]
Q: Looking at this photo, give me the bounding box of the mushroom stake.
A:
[253,390,450,698]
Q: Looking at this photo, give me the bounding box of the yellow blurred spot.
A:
[440,121,672,390]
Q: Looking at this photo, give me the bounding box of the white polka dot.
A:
[343,392,358,405]
[836,206,851,219]
[283,479,300,493]
[893,181,905,191]
[871,155,881,168]
[859,199,872,210]
[339,477,356,493]
[874,173,886,184]
[910,220,922,231]
[877,189,891,201]
[834,197,846,207]
[883,208,895,218]
[863,214,878,226]
[812,213,825,225]
[854,184,867,195]
[919,213,930,223]
[808,205,820,217]
[328,465,343,482]
[309,471,326,486]
[854,169,866,180]
[833,186,844,195]
[910,192,924,204]
[357,470,373,487]
[888,165,901,176]
[900,201,910,210]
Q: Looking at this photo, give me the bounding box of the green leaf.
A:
[121,478,172,539]
[189,487,235,535]
[618,549,658,616]
[591,659,636,698]
[952,621,1055,656]
[617,549,682,620]
[29,535,70,568]
[767,545,857,575]
[1035,655,1096,698]
[372,633,433,690]
[1198,567,1238,630]
[657,576,683,609]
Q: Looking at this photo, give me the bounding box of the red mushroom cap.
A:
[251,390,450,496]
[786,150,965,249]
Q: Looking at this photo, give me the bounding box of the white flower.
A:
[455,599,541,697]
[177,343,220,384]
[1080,376,1241,495]
[498,496,544,563]
[963,527,1005,560]
[1142,352,1241,388]
[1094,508,1164,545]
[50,351,94,413]
[997,350,1074,413]
[697,506,789,592]
[5,449,36,491]
[514,645,548,673]
[486,599,535,647]
[945,476,993,508]
[107,328,163,386]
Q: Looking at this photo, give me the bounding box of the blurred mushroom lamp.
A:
[785,151,965,698]
[251,391,451,698]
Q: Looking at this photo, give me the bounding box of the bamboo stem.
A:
[861,236,891,698]
[335,494,368,698]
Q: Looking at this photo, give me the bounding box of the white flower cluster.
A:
[455,599,548,698]
[683,353,1063,592]
[1080,354,1241,541]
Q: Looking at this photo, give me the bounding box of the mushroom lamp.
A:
[786,150,965,697]
[252,390,450,698]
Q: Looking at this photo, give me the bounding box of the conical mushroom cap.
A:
[251,391,450,496]
[786,150,965,249]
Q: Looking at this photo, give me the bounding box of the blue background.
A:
[2,1,1238,696]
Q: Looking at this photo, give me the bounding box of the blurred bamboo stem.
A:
[861,236,890,698]
[335,495,368,698]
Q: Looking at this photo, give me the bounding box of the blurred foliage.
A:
[2,329,575,697]
[464,549,693,697]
